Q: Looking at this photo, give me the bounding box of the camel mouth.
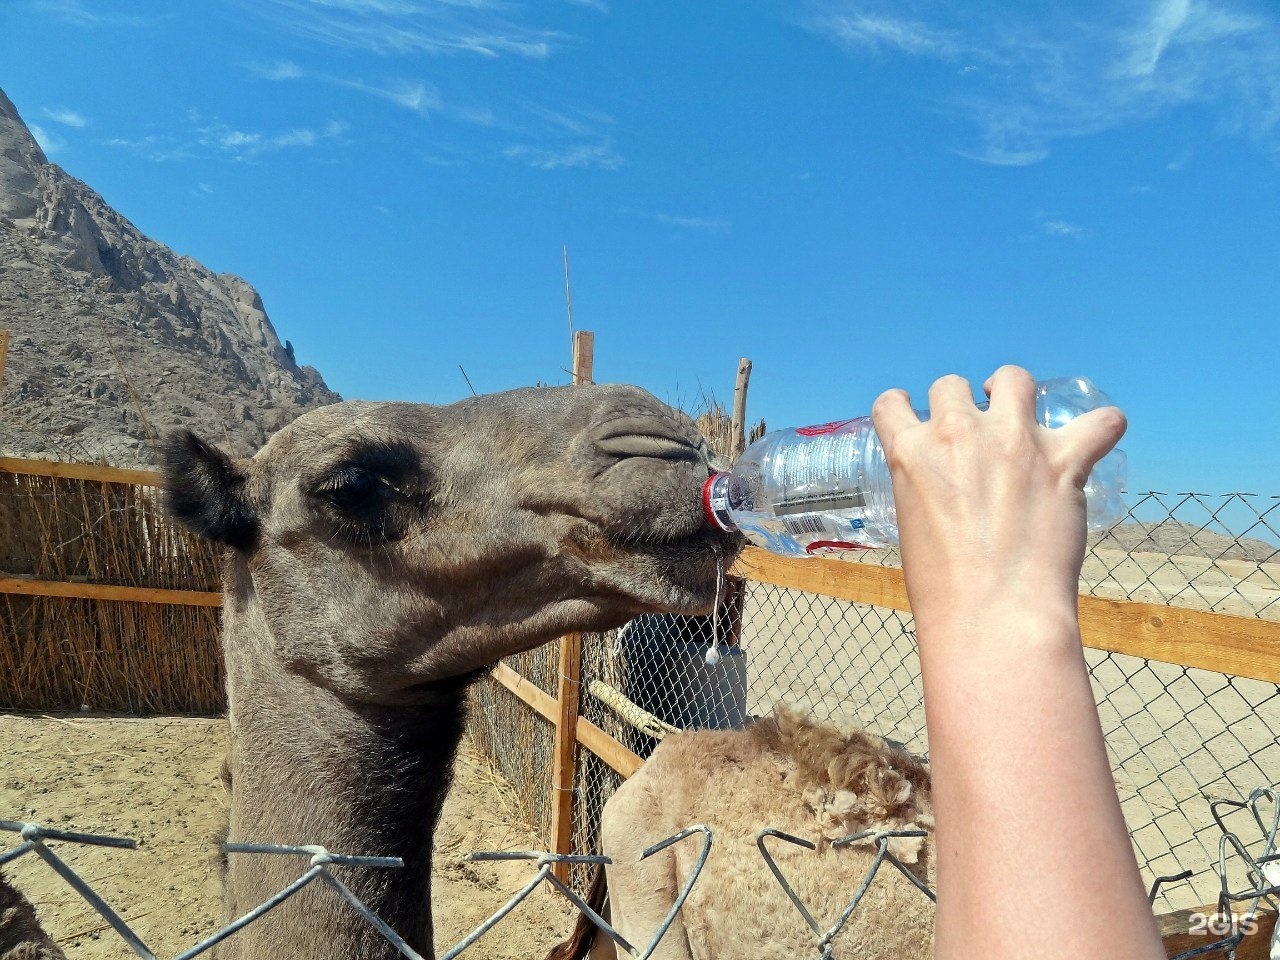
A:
[617,525,744,610]
[610,521,742,557]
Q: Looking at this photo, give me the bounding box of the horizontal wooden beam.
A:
[1158,903,1275,959]
[0,577,222,607]
[731,548,910,611]
[491,663,645,778]
[576,716,643,778]
[731,547,1280,685]
[0,457,161,486]
[491,662,558,725]
[1079,594,1280,685]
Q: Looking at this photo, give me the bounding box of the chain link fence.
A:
[5,796,1277,960]
[470,493,1280,917]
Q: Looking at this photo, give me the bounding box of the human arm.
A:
[871,365,1163,960]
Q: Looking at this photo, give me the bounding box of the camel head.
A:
[162,384,741,704]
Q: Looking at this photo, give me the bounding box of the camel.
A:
[0,871,66,960]
[1,384,740,960]
[548,707,936,960]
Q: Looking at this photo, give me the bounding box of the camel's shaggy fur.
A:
[554,707,935,960]
[0,873,65,960]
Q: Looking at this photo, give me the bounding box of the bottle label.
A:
[781,513,867,538]
[782,515,829,536]
[795,419,856,437]
[775,492,866,515]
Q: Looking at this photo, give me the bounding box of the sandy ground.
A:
[0,714,576,959]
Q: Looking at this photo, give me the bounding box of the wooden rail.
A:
[1158,903,1276,959]
[0,456,162,486]
[732,547,1280,685]
[490,662,643,779]
[0,577,222,607]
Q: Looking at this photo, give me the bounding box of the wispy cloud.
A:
[103,114,346,163]
[27,0,150,28]
[246,0,565,58]
[522,103,614,136]
[803,0,1280,164]
[245,59,306,81]
[336,78,443,115]
[43,107,87,128]
[650,212,731,233]
[499,100,624,171]
[812,11,965,59]
[101,135,191,163]
[29,124,66,156]
[239,60,496,125]
[503,140,624,170]
[1039,218,1084,238]
[198,117,347,158]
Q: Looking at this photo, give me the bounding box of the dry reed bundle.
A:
[691,393,765,463]
[0,469,224,712]
[0,472,221,589]
[467,642,559,844]
[0,594,223,712]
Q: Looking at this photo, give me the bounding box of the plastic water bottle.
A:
[702,376,1127,556]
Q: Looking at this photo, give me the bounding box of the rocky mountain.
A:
[1093,519,1277,563]
[0,87,339,466]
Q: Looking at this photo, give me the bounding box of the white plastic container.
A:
[703,376,1127,556]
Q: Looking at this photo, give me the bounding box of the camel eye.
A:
[316,467,386,512]
[310,442,422,544]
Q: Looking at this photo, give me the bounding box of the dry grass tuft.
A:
[687,389,766,463]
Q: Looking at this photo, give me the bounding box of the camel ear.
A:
[161,430,260,551]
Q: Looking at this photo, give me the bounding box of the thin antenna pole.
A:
[562,245,574,349]
[458,365,478,396]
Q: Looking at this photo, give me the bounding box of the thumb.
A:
[1055,405,1127,484]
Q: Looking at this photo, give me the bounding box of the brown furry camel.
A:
[171,385,741,960]
[549,707,936,960]
[2,384,739,960]
[0,872,66,960]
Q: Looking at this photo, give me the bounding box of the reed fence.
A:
[0,457,222,713]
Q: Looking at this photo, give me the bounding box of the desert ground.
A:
[0,714,576,959]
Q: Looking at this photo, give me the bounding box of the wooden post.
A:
[730,357,752,461]
[550,331,594,882]
[0,330,10,394]
[571,330,594,385]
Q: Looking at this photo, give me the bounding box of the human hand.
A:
[870,365,1126,640]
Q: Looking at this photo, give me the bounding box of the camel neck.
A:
[221,645,471,960]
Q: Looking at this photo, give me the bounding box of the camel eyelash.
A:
[312,441,423,497]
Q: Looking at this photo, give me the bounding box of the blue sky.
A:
[2,0,1279,503]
